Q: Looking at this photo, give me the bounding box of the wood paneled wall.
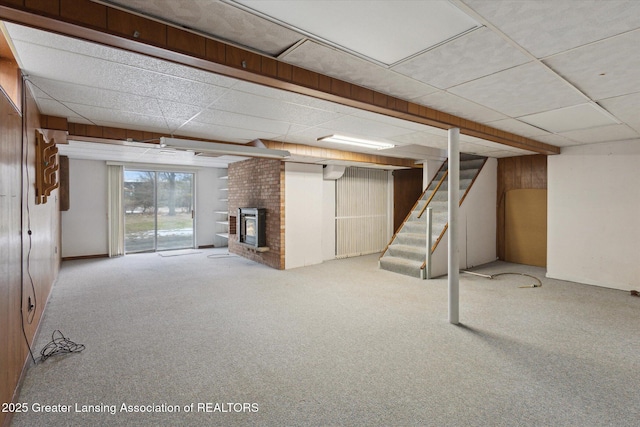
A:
[497,155,547,260]
[0,78,60,427]
[393,168,423,232]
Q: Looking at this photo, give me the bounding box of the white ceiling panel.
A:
[390,132,450,150]
[392,28,529,89]
[13,39,232,109]
[383,144,446,159]
[280,40,439,100]
[349,109,442,133]
[209,89,342,126]
[29,97,75,118]
[485,118,550,138]
[461,0,640,58]
[449,62,587,117]
[599,93,640,134]
[413,91,507,123]
[232,80,356,114]
[316,115,416,140]
[8,1,640,164]
[234,0,478,65]
[518,103,618,133]
[103,0,302,56]
[482,149,535,158]
[559,124,639,145]
[5,22,238,88]
[27,77,163,117]
[192,108,293,135]
[533,133,578,148]
[544,30,640,101]
[177,120,280,144]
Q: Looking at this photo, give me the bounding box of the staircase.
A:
[379,154,487,278]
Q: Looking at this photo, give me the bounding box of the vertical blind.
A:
[336,167,389,258]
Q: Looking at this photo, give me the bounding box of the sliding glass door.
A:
[124,170,194,253]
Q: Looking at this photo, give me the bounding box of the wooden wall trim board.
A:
[0,0,560,156]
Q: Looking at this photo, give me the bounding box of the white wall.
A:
[284,163,324,269]
[423,157,446,190]
[61,159,108,257]
[196,167,228,248]
[62,160,224,257]
[430,158,497,277]
[547,141,640,291]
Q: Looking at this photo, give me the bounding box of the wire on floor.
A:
[461,270,542,288]
[39,330,85,362]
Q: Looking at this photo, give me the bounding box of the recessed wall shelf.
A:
[215,174,229,243]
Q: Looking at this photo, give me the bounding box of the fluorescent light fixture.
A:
[159,137,290,159]
[317,134,395,150]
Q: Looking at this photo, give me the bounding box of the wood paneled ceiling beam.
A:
[0,0,560,155]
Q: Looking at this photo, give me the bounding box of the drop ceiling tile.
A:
[448,62,586,117]
[349,109,442,133]
[413,91,507,123]
[390,131,450,149]
[12,40,230,108]
[236,0,478,65]
[559,124,639,144]
[154,100,206,122]
[319,115,416,140]
[392,28,529,89]
[5,23,237,88]
[105,0,302,56]
[532,134,577,148]
[383,144,445,159]
[485,118,550,138]
[210,89,341,126]
[462,0,640,57]
[177,121,280,144]
[64,103,171,128]
[233,80,355,114]
[27,77,163,116]
[32,98,83,119]
[192,108,292,135]
[483,149,534,158]
[280,40,438,100]
[518,103,618,133]
[544,30,640,101]
[599,93,640,134]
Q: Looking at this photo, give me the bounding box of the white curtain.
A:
[107,165,125,257]
[335,167,390,258]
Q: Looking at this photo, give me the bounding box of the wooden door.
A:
[393,168,423,232]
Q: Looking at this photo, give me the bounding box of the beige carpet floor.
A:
[11,250,640,426]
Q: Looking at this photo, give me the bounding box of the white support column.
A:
[448,128,460,324]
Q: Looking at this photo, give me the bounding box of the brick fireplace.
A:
[228,158,284,269]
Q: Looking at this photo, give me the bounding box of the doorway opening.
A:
[124,170,194,253]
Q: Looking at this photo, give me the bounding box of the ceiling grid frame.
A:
[0,0,560,158]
